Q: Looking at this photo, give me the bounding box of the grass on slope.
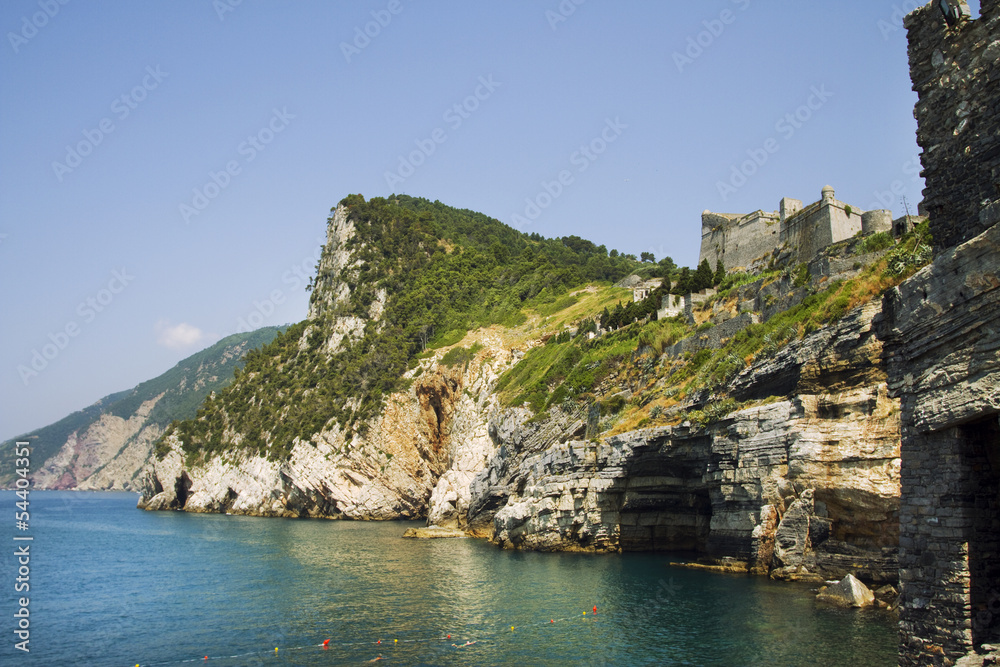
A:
[496,221,934,436]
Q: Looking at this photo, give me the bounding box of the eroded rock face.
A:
[33,397,164,491]
[138,334,515,522]
[468,301,901,583]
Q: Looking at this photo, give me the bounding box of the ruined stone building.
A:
[631,279,663,302]
[876,1,1000,664]
[699,186,899,272]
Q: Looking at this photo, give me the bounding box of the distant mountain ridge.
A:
[0,326,284,490]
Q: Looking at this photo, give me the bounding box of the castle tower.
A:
[779,197,802,222]
[861,209,893,235]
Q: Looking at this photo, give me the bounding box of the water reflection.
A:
[1,492,897,666]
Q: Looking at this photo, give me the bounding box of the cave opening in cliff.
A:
[963,415,1000,648]
[174,472,192,509]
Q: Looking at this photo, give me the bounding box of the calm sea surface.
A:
[0,491,896,666]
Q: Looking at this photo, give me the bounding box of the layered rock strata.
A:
[469,302,901,583]
[139,336,509,520]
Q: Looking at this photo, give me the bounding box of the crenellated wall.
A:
[700,187,865,271]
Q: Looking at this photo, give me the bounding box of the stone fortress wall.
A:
[699,186,902,272]
[877,1,1000,664]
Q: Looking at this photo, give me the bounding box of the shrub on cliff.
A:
[158,195,641,461]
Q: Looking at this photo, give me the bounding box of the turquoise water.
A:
[0,492,896,665]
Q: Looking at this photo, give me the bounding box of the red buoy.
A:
[323,639,330,647]
[593,606,597,614]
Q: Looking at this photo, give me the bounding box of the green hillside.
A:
[0,326,284,484]
[163,194,646,461]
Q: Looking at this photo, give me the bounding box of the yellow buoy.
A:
[394,639,398,643]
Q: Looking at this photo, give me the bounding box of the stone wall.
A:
[862,209,893,235]
[700,188,866,271]
[700,210,780,271]
[879,222,1000,665]
[882,3,1000,663]
[905,0,1000,250]
[780,190,864,264]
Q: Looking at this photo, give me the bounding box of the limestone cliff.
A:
[32,396,164,491]
[138,198,520,520]
[136,193,913,589]
[0,327,282,491]
[140,331,511,520]
[468,301,901,583]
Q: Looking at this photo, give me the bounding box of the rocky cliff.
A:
[140,329,511,521]
[137,193,916,587]
[139,200,522,520]
[467,301,901,583]
[0,327,282,491]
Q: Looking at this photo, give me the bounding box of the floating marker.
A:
[511,626,514,631]
[551,619,554,623]
[394,639,398,643]
[323,639,330,648]
[593,606,597,614]
[447,634,451,639]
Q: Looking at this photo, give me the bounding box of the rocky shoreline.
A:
[139,298,901,592]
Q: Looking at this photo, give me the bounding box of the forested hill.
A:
[0,326,284,487]
[162,194,648,462]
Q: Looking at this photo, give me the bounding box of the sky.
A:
[1,0,969,442]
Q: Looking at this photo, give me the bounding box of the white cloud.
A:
[155,320,206,349]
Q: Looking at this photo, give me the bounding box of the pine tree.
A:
[714,259,726,287]
[693,259,714,292]
[674,267,691,294]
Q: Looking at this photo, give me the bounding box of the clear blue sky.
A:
[1,0,965,441]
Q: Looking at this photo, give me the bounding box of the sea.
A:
[0,491,897,666]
